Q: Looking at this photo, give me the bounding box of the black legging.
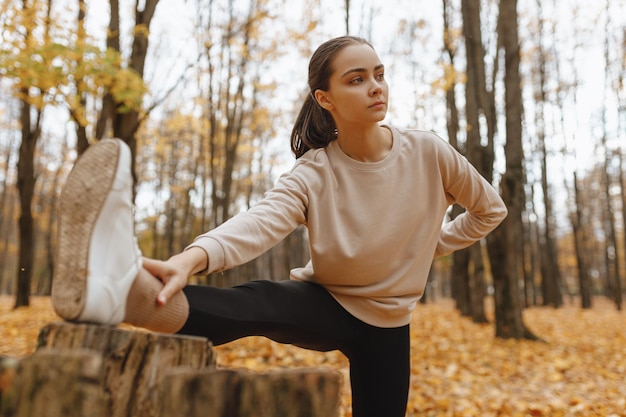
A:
[178,280,410,417]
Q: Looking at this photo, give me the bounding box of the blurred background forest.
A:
[0,0,624,338]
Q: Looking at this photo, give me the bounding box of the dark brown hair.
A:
[290,36,373,159]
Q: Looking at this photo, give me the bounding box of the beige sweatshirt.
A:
[187,127,507,327]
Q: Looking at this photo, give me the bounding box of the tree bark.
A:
[14,93,40,308]
[73,0,89,154]
[533,0,563,307]
[159,367,342,417]
[37,322,215,417]
[1,349,106,417]
[469,244,488,323]
[0,356,19,408]
[96,0,160,185]
[600,1,622,310]
[572,171,592,308]
[488,0,537,339]
[0,135,17,294]
[442,0,472,316]
[615,150,626,306]
[459,0,494,322]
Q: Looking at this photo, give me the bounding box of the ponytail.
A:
[289,35,371,159]
[290,93,336,159]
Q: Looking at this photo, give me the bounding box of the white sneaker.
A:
[52,138,142,325]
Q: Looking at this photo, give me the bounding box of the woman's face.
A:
[316,43,389,128]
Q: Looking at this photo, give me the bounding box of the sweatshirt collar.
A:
[328,125,397,171]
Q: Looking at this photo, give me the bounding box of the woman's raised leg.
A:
[52,138,188,333]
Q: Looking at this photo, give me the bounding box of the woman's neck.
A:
[336,124,392,162]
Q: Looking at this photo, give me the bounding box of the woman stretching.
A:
[52,35,507,417]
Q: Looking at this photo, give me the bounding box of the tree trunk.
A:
[74,0,89,155]
[442,0,460,152]
[600,147,622,310]
[442,0,472,316]
[460,0,494,322]
[451,241,471,316]
[488,0,536,339]
[344,0,350,34]
[616,149,626,302]
[1,349,107,417]
[160,367,342,417]
[0,135,17,294]
[572,171,592,308]
[37,322,215,417]
[538,139,562,307]
[0,191,17,294]
[600,1,622,310]
[15,95,41,308]
[96,0,160,185]
[533,0,563,307]
[37,139,68,296]
[469,243,487,323]
[0,356,19,406]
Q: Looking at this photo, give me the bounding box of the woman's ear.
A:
[314,89,334,111]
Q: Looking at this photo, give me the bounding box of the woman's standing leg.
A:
[345,324,410,417]
[178,279,410,417]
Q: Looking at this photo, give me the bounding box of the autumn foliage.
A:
[1,295,625,417]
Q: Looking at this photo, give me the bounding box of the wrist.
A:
[169,247,208,276]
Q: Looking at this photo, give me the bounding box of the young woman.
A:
[52,36,507,417]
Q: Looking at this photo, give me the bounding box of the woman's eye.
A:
[350,77,363,84]
[376,73,385,81]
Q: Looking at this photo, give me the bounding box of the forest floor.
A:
[1,295,625,417]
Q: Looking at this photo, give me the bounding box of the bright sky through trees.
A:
[73,0,616,169]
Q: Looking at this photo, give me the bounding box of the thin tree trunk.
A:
[469,243,487,323]
[14,0,51,308]
[616,150,626,299]
[0,133,16,294]
[572,171,592,308]
[600,147,621,310]
[96,0,160,186]
[618,2,626,305]
[452,243,471,316]
[15,94,40,308]
[344,0,350,34]
[94,0,119,142]
[442,0,469,313]
[37,140,68,295]
[601,0,622,310]
[74,0,89,154]
[533,0,562,307]
[1,187,17,294]
[460,0,492,322]
[524,200,539,306]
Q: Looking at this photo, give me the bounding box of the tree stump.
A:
[160,367,342,417]
[0,349,106,417]
[0,356,18,407]
[37,322,215,417]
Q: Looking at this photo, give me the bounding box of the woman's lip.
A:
[369,102,386,108]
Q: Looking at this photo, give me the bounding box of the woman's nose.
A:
[370,83,382,96]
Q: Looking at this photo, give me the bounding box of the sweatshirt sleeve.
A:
[433,139,508,257]
[185,164,310,274]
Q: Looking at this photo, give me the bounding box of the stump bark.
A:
[0,349,106,417]
[37,322,215,417]
[160,367,342,417]
[0,356,18,407]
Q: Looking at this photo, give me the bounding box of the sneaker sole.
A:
[52,139,122,321]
